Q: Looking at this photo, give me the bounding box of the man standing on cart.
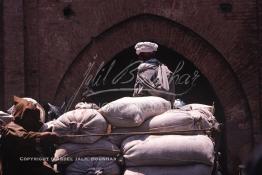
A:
[133,41,175,106]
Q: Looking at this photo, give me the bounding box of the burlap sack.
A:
[124,165,213,175]
[65,158,120,175]
[53,109,107,143]
[122,135,214,166]
[99,96,171,127]
[53,139,120,164]
[108,109,217,146]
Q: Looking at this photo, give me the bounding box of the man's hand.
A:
[39,132,59,143]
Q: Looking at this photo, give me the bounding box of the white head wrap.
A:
[135,41,158,55]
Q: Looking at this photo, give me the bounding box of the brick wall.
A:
[258,0,262,145]
[0,0,3,109]
[2,0,25,108]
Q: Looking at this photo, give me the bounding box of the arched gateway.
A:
[54,14,254,174]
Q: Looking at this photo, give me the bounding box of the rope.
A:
[58,128,215,137]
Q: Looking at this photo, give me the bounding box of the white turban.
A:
[135,42,158,55]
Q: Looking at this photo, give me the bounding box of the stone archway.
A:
[54,14,253,174]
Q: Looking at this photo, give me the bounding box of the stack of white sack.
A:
[51,108,121,175]
[99,97,217,175]
[107,107,218,146]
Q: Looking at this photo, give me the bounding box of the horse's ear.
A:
[14,96,23,105]
[47,103,52,108]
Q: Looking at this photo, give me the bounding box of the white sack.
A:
[53,109,107,144]
[122,135,214,166]
[99,96,171,127]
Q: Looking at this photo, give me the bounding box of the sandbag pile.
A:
[51,108,121,175]
[99,96,217,175]
[1,95,218,174]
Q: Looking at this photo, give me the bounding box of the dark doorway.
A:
[82,44,228,174]
[84,45,222,113]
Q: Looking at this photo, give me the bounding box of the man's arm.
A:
[0,124,58,144]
